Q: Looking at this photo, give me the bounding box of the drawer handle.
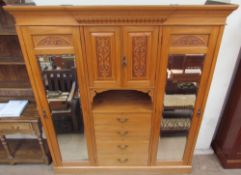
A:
[117,131,129,137]
[117,158,128,163]
[117,144,128,150]
[116,118,128,123]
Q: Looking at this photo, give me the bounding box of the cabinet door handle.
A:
[117,131,129,137]
[117,158,128,163]
[116,117,128,123]
[122,56,127,66]
[197,108,201,117]
[117,144,128,150]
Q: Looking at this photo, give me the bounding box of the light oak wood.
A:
[123,26,158,88]
[92,91,152,113]
[84,27,121,88]
[5,4,237,174]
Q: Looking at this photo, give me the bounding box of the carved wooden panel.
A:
[84,27,121,88]
[33,35,73,49]
[123,26,158,88]
[95,36,112,79]
[132,36,148,78]
[171,35,209,47]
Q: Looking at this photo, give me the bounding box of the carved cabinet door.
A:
[84,27,121,88]
[122,26,159,88]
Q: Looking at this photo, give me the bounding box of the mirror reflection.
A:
[37,54,88,162]
[157,54,204,161]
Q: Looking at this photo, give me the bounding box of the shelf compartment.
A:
[92,90,152,113]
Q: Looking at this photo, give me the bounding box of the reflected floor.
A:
[157,136,187,161]
[57,133,88,162]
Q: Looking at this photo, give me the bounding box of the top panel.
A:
[4,4,238,26]
[32,0,206,6]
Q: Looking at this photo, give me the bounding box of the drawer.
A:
[94,113,151,141]
[94,113,151,127]
[97,153,148,166]
[96,140,149,154]
[0,123,33,135]
[95,126,150,141]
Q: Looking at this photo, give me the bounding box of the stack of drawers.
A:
[93,113,151,166]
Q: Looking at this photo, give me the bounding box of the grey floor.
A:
[0,154,240,175]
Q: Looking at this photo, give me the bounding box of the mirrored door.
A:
[37,54,89,162]
[155,26,218,163]
[157,54,205,161]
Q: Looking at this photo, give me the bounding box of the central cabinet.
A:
[84,26,158,88]
[5,4,237,174]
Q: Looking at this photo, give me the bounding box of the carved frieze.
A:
[171,35,209,47]
[77,17,167,25]
[33,35,72,48]
[95,37,112,79]
[132,36,148,78]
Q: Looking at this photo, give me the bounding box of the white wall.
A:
[29,0,241,152]
[196,0,241,152]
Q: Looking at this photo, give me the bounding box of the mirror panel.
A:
[37,54,88,162]
[157,54,205,161]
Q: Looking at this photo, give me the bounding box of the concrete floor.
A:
[0,154,240,175]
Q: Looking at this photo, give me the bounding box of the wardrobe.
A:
[5,4,237,174]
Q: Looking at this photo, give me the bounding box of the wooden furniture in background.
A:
[212,48,241,169]
[5,4,237,174]
[0,1,50,164]
[0,104,50,164]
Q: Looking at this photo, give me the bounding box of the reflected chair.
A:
[42,68,79,132]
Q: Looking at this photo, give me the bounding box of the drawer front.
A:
[95,126,150,141]
[97,153,148,166]
[0,123,33,135]
[94,113,151,165]
[96,140,149,154]
[94,113,151,141]
[94,113,151,127]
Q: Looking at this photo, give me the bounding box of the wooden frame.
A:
[5,4,238,174]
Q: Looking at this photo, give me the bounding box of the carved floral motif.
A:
[132,36,148,78]
[96,37,112,78]
[171,35,208,47]
[35,35,71,47]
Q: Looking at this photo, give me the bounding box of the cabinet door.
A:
[84,27,121,88]
[154,26,219,164]
[21,26,92,165]
[123,26,158,88]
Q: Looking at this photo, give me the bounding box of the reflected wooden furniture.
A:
[43,69,79,131]
[5,3,237,174]
[212,48,241,168]
[0,103,50,164]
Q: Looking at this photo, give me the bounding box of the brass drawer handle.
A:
[117,144,128,150]
[116,117,128,123]
[117,131,129,137]
[117,158,128,163]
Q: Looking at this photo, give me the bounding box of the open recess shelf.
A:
[93,90,152,113]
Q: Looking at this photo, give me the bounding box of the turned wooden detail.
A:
[132,36,148,78]
[96,36,112,78]
[0,135,13,160]
[34,35,72,48]
[171,35,209,47]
